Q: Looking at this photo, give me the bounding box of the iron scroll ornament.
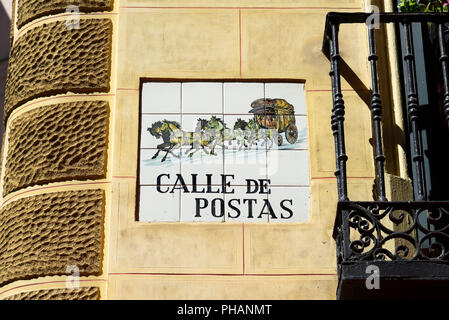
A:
[337,202,449,262]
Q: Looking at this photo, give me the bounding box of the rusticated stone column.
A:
[0,0,114,300]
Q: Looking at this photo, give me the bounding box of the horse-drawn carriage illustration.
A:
[147,98,299,162]
[249,98,298,146]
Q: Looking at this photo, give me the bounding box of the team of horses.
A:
[147,116,279,162]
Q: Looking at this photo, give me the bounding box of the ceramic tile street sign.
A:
[138,81,310,223]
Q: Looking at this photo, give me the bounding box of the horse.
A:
[203,116,234,155]
[148,119,215,162]
[147,120,182,162]
[183,118,214,157]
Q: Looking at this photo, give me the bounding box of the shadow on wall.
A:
[0,0,11,144]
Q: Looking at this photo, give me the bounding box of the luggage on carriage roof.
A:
[249,98,298,146]
[249,98,294,115]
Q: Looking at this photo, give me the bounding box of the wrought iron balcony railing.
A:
[322,12,449,299]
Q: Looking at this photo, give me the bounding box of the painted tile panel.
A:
[139,81,310,223]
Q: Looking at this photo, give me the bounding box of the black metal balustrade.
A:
[322,12,449,300]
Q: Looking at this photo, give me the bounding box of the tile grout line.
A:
[264,82,269,223]
[222,82,226,223]
[107,272,338,277]
[179,83,183,222]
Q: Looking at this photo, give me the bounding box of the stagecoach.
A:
[249,98,298,146]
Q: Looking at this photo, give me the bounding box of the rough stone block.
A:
[5,19,112,120]
[4,101,109,196]
[0,189,104,287]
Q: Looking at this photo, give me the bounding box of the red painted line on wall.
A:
[311,176,374,180]
[118,88,370,94]
[239,8,242,78]
[108,272,337,277]
[117,88,140,91]
[305,89,371,92]
[2,181,111,207]
[0,279,107,296]
[113,176,137,179]
[119,6,361,10]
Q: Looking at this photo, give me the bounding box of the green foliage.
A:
[398,0,449,12]
[398,0,424,12]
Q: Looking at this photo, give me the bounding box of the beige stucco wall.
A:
[0,0,411,300]
[107,0,375,300]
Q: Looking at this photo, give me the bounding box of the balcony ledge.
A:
[338,260,449,299]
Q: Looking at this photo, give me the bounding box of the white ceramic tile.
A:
[142,82,181,114]
[224,148,267,186]
[180,151,224,186]
[140,149,180,185]
[224,186,269,223]
[268,187,311,223]
[181,192,225,222]
[140,114,181,149]
[265,83,307,115]
[182,82,223,114]
[139,186,180,222]
[224,82,264,114]
[267,149,310,186]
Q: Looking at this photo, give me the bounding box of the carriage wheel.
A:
[285,123,298,144]
[277,134,283,146]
